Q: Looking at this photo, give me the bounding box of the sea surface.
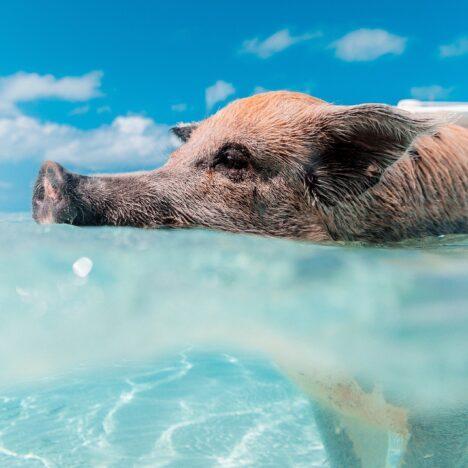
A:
[0,213,467,467]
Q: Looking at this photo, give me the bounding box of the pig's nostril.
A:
[32,160,72,224]
[38,160,67,200]
[43,161,64,183]
[46,167,56,179]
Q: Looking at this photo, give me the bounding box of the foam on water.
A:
[0,213,467,466]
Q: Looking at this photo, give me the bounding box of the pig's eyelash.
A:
[212,143,251,170]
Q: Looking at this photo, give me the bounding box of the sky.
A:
[0,0,467,211]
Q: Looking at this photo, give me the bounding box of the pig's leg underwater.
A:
[284,368,395,468]
[313,404,389,468]
[300,384,467,467]
[280,360,467,467]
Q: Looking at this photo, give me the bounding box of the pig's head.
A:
[32,91,434,241]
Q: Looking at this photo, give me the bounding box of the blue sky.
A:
[0,0,467,211]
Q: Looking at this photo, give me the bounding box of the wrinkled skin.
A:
[33,91,468,242]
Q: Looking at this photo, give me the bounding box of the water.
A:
[0,213,467,467]
[0,352,329,467]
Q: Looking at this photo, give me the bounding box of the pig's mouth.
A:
[32,161,80,225]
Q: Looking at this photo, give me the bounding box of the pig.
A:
[32,91,468,242]
[31,92,468,465]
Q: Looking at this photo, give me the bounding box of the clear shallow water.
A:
[0,352,328,467]
[0,213,467,466]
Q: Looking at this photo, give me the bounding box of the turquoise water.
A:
[0,214,467,466]
[0,352,328,467]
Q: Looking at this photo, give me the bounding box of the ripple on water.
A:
[0,351,327,467]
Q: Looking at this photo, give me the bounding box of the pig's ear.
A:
[171,122,198,142]
[305,104,437,205]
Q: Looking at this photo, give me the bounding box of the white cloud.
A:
[331,29,406,62]
[69,105,90,116]
[171,103,187,112]
[241,29,319,59]
[0,70,179,170]
[0,113,179,170]
[0,71,102,114]
[410,85,453,101]
[205,80,235,110]
[439,37,468,58]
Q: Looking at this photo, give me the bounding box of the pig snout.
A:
[32,161,79,225]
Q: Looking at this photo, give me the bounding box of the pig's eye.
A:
[213,144,250,171]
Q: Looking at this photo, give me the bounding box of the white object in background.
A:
[397,100,468,128]
[72,257,93,278]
